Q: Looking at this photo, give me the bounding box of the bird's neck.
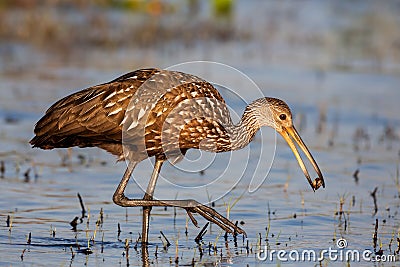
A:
[228,108,261,151]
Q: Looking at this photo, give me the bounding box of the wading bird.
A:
[30,68,324,244]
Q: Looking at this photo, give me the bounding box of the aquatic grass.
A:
[174,232,180,264]
[373,219,379,249]
[86,207,90,228]
[101,232,104,253]
[334,193,348,219]
[124,238,129,258]
[333,229,337,243]
[50,225,56,237]
[20,248,26,261]
[160,230,171,249]
[370,187,378,216]
[256,232,262,255]
[77,192,86,218]
[70,246,75,259]
[92,216,99,244]
[26,232,31,244]
[7,214,13,232]
[185,215,189,236]
[195,222,209,243]
[388,230,395,253]
[23,168,30,183]
[223,191,245,220]
[274,230,281,245]
[85,223,91,252]
[117,222,121,241]
[392,161,400,197]
[213,231,223,254]
[174,192,178,221]
[96,208,104,229]
[265,214,271,241]
[0,160,4,178]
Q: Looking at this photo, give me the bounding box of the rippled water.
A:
[1,1,400,266]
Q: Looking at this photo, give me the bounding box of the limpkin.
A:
[30,68,324,243]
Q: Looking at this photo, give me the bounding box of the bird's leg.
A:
[116,197,246,236]
[141,243,150,267]
[113,158,165,244]
[112,160,138,206]
[113,160,246,239]
[141,158,164,244]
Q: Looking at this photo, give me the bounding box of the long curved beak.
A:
[279,126,325,191]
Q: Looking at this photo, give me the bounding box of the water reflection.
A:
[141,244,150,267]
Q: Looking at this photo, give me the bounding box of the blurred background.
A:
[1,1,400,266]
[1,0,400,128]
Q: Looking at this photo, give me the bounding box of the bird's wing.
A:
[30,68,159,149]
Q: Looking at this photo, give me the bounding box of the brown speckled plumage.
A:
[30,68,160,156]
[30,68,271,162]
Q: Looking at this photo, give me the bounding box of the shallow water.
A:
[1,1,400,266]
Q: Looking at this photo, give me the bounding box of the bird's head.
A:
[246,97,325,191]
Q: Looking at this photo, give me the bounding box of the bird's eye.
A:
[279,114,287,120]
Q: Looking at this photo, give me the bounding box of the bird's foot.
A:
[183,201,246,237]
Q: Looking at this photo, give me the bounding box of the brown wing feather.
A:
[30,68,159,156]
